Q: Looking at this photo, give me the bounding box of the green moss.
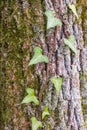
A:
[2,108,11,123]
[0,89,11,124]
[83,96,87,100]
[83,104,87,109]
[0,0,45,128]
[80,75,87,82]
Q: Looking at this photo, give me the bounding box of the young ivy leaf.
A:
[22,95,39,105]
[50,77,63,94]
[29,46,49,65]
[45,10,62,29]
[69,4,78,18]
[21,88,39,105]
[64,35,77,54]
[31,117,42,130]
[26,88,34,95]
[42,106,50,119]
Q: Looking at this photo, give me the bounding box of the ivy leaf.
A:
[69,4,78,18]
[22,88,39,105]
[64,35,77,54]
[29,55,49,65]
[29,46,49,65]
[26,88,34,95]
[33,46,42,55]
[31,117,42,130]
[22,95,39,105]
[42,106,50,119]
[45,10,62,29]
[50,77,63,94]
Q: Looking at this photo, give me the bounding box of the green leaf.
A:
[32,96,39,105]
[50,77,63,94]
[21,95,39,105]
[26,88,34,95]
[34,46,42,55]
[45,10,62,29]
[29,46,49,65]
[64,35,77,54]
[22,95,32,104]
[31,117,42,130]
[42,106,50,119]
[22,88,39,105]
[69,4,78,18]
[29,55,49,65]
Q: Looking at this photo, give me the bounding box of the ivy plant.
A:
[42,106,50,119]
[22,88,39,105]
[45,10,62,29]
[50,77,63,94]
[69,4,78,18]
[64,35,77,54]
[29,46,49,65]
[31,117,42,130]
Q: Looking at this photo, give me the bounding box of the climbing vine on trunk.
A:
[0,0,87,130]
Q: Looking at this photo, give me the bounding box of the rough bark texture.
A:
[0,0,87,130]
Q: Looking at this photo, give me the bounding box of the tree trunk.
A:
[0,0,87,130]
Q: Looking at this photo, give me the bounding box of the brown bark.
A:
[0,0,87,130]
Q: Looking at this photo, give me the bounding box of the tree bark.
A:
[0,0,87,130]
